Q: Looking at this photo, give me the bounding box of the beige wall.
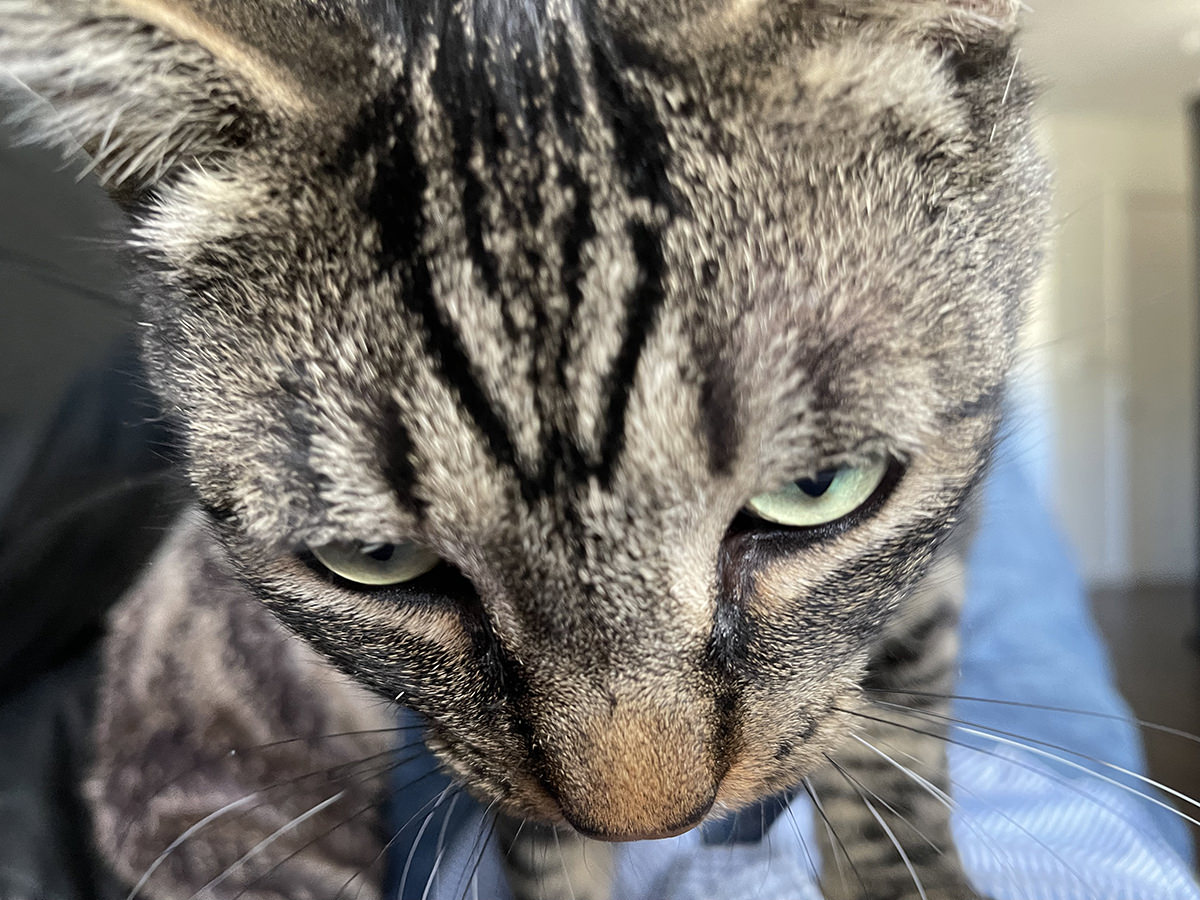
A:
[1035,111,1197,585]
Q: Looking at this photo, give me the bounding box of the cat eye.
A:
[309,540,440,586]
[744,457,891,528]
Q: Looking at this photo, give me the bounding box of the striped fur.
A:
[0,1,1048,898]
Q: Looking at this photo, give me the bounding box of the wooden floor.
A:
[1090,583,1200,859]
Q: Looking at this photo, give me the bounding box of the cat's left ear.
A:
[0,0,377,193]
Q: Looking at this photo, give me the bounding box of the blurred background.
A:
[1015,0,1200,819]
[0,0,1198,855]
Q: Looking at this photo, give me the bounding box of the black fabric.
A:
[0,338,183,696]
[0,647,125,900]
[0,338,185,900]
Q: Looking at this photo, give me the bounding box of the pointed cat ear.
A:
[0,0,375,190]
[916,0,1022,44]
[614,0,1024,67]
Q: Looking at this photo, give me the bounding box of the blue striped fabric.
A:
[396,451,1200,899]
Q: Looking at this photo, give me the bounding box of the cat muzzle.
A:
[535,697,720,842]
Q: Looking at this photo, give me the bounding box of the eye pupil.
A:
[362,543,396,562]
[796,470,838,498]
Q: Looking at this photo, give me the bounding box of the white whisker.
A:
[125,795,258,900]
[421,792,463,900]
[828,757,928,900]
[188,791,347,900]
[551,826,577,900]
[874,699,1200,823]
[851,733,1040,900]
[803,776,868,898]
[398,784,456,900]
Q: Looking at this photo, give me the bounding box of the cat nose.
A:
[563,791,716,842]
[537,697,719,841]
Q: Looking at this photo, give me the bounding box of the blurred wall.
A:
[1037,111,1198,585]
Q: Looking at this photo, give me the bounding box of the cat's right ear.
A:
[918,0,1023,45]
[0,0,376,193]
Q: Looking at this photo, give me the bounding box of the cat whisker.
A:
[550,826,577,900]
[864,686,1200,746]
[236,755,460,900]
[397,782,458,900]
[837,703,1200,840]
[421,791,464,900]
[234,796,398,900]
[123,731,428,850]
[124,794,258,900]
[850,733,1044,900]
[759,797,780,900]
[241,753,448,900]
[988,50,1020,143]
[825,750,943,856]
[130,749,426,900]
[802,776,869,900]
[0,469,178,574]
[781,795,823,891]
[502,816,526,861]
[869,698,1200,821]
[825,754,930,900]
[0,242,129,309]
[231,795,383,900]
[185,790,348,900]
[454,801,500,900]
[1023,283,1186,354]
[339,779,464,900]
[116,742,420,858]
[847,736,952,854]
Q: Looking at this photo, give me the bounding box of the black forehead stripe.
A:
[585,27,679,486]
[342,9,682,498]
[937,380,1005,424]
[434,27,504,302]
[697,354,741,476]
[597,221,668,486]
[546,24,598,488]
[585,26,677,213]
[273,370,336,518]
[349,79,530,497]
[379,397,429,520]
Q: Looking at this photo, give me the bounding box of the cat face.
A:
[2,0,1046,840]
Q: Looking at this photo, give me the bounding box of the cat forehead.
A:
[137,8,1038,547]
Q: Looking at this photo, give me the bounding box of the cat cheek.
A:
[715,686,861,809]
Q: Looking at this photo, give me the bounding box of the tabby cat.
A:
[0,0,1050,898]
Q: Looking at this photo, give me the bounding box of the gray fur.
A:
[0,1,1048,898]
[89,513,393,899]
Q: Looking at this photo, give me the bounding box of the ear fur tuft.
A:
[604,0,1024,72]
[0,0,374,191]
[910,0,1023,45]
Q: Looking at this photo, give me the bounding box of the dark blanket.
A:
[0,341,183,900]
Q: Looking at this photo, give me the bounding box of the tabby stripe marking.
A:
[584,29,678,485]
[597,221,669,485]
[362,78,527,496]
[379,397,429,520]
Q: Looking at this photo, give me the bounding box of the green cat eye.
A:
[310,540,440,586]
[745,457,890,528]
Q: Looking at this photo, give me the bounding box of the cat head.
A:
[1,0,1047,840]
